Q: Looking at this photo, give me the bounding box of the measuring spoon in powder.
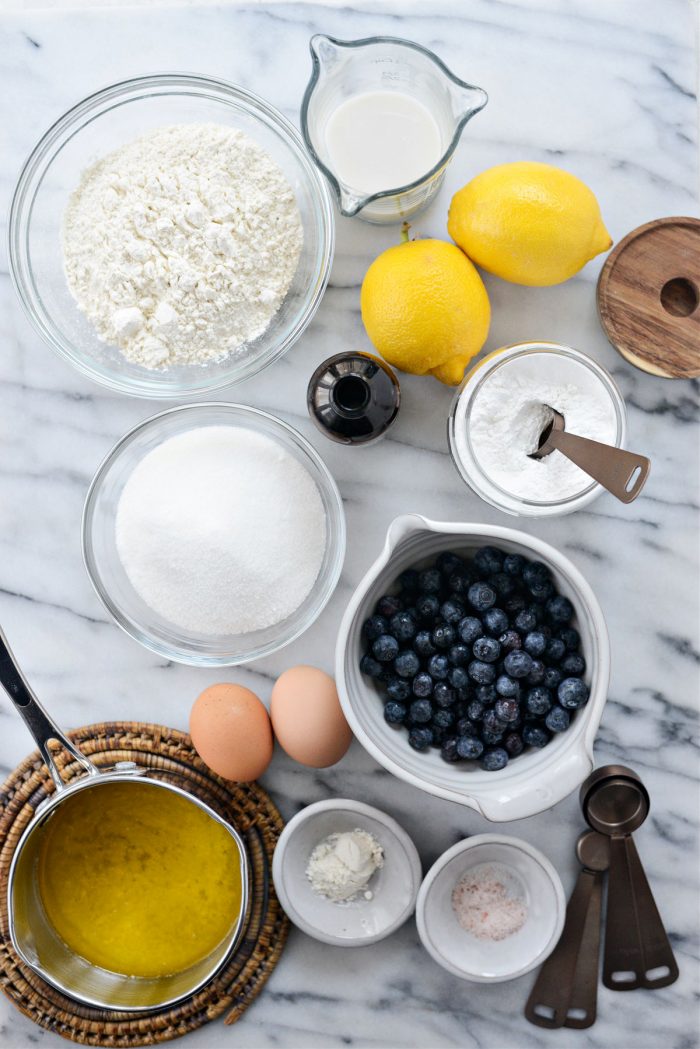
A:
[580,765,679,992]
[529,407,650,502]
[525,831,609,1030]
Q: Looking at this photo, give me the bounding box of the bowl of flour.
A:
[82,403,345,665]
[9,74,334,398]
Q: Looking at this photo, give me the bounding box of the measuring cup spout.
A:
[309,33,344,72]
[0,625,97,789]
[455,83,488,120]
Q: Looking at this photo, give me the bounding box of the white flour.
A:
[115,426,326,635]
[306,829,384,902]
[454,351,618,501]
[62,123,303,369]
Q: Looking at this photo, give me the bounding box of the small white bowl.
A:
[272,799,422,947]
[416,834,565,982]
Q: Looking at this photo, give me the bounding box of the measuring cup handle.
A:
[625,835,679,989]
[0,626,96,789]
[548,430,650,503]
[563,869,604,1029]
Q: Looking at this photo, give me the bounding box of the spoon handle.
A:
[604,834,647,989]
[624,835,679,989]
[563,869,603,1028]
[525,867,596,1028]
[547,429,650,503]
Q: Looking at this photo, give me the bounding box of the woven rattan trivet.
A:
[0,721,289,1046]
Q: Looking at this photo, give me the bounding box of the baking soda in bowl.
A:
[115,425,326,635]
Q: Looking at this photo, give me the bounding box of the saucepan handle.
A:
[0,626,96,790]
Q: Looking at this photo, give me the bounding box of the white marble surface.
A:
[0,2,698,1047]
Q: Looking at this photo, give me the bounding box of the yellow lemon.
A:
[447,161,612,286]
[360,238,490,385]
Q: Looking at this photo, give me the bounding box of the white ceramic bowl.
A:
[335,515,610,822]
[416,834,566,982]
[272,799,422,946]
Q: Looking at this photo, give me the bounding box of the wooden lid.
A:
[597,216,700,379]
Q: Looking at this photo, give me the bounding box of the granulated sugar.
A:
[451,862,528,942]
[115,425,326,635]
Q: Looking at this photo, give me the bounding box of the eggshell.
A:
[270,665,352,768]
[190,683,273,782]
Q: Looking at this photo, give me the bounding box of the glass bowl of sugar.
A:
[82,403,346,666]
[448,343,627,517]
[9,74,334,398]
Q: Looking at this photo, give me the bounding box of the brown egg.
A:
[190,683,273,782]
[270,665,352,768]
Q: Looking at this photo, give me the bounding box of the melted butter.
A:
[38,781,242,978]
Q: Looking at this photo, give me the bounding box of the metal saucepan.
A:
[1,626,250,1011]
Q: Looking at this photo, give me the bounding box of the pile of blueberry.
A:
[359,546,589,772]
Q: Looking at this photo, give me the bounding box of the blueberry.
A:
[372,634,399,662]
[409,699,433,724]
[499,629,522,652]
[431,727,448,747]
[543,666,564,690]
[412,672,434,698]
[416,594,440,621]
[504,731,524,757]
[467,700,485,721]
[432,623,456,649]
[386,677,411,701]
[545,705,571,733]
[433,682,456,708]
[388,611,417,642]
[489,572,517,597]
[457,735,484,760]
[428,654,450,680]
[522,561,551,587]
[504,592,528,615]
[362,614,388,641]
[481,747,509,771]
[526,659,546,685]
[398,568,420,593]
[458,616,483,645]
[377,594,403,618]
[496,675,521,699]
[504,553,526,576]
[440,737,461,763]
[418,569,442,594]
[473,636,501,663]
[360,653,383,678]
[447,569,470,595]
[483,708,507,734]
[408,727,434,751]
[456,717,479,737]
[558,678,589,709]
[448,666,469,690]
[503,650,534,678]
[448,642,470,667]
[545,638,566,664]
[468,660,496,685]
[526,686,553,716]
[433,708,455,730]
[546,595,575,624]
[475,684,497,704]
[467,581,497,612]
[383,701,407,725]
[440,599,465,624]
[522,722,551,748]
[561,653,586,677]
[529,578,555,603]
[414,630,437,657]
[474,546,504,576]
[523,631,547,658]
[558,626,581,651]
[494,698,520,723]
[514,608,538,633]
[437,551,464,576]
[395,650,420,678]
[483,608,509,636]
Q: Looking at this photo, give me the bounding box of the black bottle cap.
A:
[307,352,400,445]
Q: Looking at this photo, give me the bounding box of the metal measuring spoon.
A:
[525,831,609,1029]
[580,765,679,991]
[529,407,650,503]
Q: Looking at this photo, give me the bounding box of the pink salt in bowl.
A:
[416,834,565,983]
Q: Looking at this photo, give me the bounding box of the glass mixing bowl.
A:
[82,403,346,666]
[8,74,334,398]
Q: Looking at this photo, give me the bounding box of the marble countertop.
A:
[0,2,698,1047]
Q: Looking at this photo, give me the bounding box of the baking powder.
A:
[306,829,384,902]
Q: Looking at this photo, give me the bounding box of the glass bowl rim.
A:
[81,401,347,666]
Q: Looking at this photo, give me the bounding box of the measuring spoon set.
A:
[525,765,678,1030]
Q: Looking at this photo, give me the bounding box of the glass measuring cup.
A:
[301,35,487,223]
